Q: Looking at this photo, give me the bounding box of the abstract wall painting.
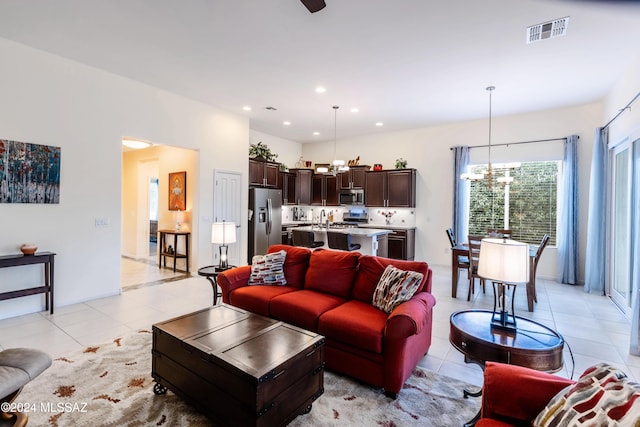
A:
[0,139,61,204]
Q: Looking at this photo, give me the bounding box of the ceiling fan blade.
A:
[300,0,326,13]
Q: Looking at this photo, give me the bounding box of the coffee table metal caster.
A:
[153,382,167,395]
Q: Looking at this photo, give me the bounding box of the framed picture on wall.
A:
[168,171,186,211]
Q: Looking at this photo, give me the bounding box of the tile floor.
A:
[1,258,639,391]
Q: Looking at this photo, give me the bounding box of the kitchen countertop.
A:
[294,225,392,237]
[282,221,415,230]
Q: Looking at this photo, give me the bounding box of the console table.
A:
[0,252,55,314]
[158,230,190,273]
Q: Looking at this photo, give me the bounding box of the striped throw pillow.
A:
[372,265,423,314]
[533,363,640,426]
[248,250,287,286]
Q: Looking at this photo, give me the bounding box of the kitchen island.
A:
[292,225,391,256]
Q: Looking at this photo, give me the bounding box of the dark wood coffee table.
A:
[152,304,325,427]
[449,310,564,426]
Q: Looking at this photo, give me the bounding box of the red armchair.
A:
[477,362,574,427]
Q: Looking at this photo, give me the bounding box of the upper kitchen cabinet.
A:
[278,171,296,205]
[365,169,416,207]
[249,158,279,188]
[311,173,339,206]
[339,165,370,189]
[289,168,312,205]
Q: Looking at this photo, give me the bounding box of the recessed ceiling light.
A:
[375,122,384,127]
[351,108,359,113]
[313,131,320,136]
[315,86,326,94]
[122,137,152,149]
[242,105,252,111]
[283,121,291,126]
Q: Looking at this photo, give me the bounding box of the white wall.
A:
[605,55,640,146]
[0,38,249,319]
[302,103,603,281]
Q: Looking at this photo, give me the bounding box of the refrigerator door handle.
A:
[266,197,272,236]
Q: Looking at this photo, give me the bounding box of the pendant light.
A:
[460,86,495,187]
[332,105,348,173]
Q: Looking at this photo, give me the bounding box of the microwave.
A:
[339,188,365,206]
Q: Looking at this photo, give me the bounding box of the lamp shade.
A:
[211,222,236,244]
[478,238,529,283]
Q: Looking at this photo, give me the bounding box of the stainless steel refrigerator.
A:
[248,188,282,263]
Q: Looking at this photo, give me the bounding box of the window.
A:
[468,161,559,245]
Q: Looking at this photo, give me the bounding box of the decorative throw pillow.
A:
[372,265,424,314]
[533,363,640,426]
[248,250,287,286]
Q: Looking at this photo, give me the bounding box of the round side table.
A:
[449,309,564,426]
[197,265,234,305]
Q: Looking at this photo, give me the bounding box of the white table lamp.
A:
[478,238,530,330]
[211,221,236,269]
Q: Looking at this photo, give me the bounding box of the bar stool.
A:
[292,229,324,248]
[327,231,361,251]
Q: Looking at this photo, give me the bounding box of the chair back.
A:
[327,231,361,251]
[292,229,324,248]
[487,229,512,238]
[534,234,550,269]
[446,228,457,247]
[467,234,484,273]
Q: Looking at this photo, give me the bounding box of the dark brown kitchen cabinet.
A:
[365,169,416,207]
[249,158,279,188]
[387,228,415,260]
[311,174,339,206]
[289,168,312,205]
[278,171,296,205]
[339,165,370,189]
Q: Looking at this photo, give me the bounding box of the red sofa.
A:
[217,244,436,398]
[477,362,574,426]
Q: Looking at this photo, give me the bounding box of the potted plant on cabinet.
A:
[249,141,278,162]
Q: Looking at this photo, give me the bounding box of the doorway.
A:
[149,177,159,261]
[213,170,242,267]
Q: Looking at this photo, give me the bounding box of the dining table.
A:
[451,242,538,302]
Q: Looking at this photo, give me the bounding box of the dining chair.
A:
[526,233,550,312]
[467,234,486,301]
[447,228,470,290]
[487,228,512,238]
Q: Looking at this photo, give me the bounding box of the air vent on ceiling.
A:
[527,17,569,44]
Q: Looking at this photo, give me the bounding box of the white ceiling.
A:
[1,0,639,144]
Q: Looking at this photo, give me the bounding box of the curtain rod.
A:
[603,90,640,129]
[449,137,569,151]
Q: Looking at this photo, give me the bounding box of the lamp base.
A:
[491,282,517,331]
[219,245,229,270]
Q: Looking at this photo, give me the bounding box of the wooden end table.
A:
[449,310,564,426]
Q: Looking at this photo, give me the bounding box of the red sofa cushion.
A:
[304,249,360,299]
[270,289,346,332]
[267,245,311,289]
[229,285,298,316]
[352,255,429,303]
[318,300,387,354]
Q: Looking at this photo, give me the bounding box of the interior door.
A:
[609,141,632,313]
[214,170,242,267]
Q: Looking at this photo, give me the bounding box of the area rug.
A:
[18,330,479,426]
